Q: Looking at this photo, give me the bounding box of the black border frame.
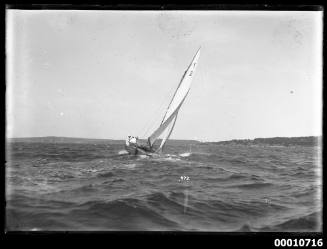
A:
[2,3,325,247]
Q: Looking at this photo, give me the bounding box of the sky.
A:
[6,10,323,141]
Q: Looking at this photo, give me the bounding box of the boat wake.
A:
[179,152,192,157]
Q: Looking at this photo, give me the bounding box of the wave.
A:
[97,172,115,178]
[6,208,74,231]
[6,189,311,231]
[146,192,189,212]
[204,173,265,183]
[6,194,74,210]
[179,152,191,157]
[184,152,220,162]
[71,197,182,230]
[228,182,273,190]
[122,163,137,169]
[233,224,253,232]
[260,211,322,232]
[137,155,148,159]
[154,155,182,162]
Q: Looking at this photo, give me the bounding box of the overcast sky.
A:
[6,10,322,141]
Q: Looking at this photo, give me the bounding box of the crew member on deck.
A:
[126,135,137,147]
[125,136,130,147]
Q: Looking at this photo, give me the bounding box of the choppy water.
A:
[6,142,322,231]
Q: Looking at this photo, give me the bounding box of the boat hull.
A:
[125,144,155,156]
[124,145,138,155]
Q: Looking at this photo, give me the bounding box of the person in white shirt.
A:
[125,136,130,147]
[126,135,138,147]
[130,136,137,144]
[126,135,156,153]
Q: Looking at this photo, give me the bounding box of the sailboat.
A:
[125,47,201,156]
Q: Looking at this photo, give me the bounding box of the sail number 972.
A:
[274,239,323,247]
[179,176,190,182]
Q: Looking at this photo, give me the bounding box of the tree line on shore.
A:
[211,136,321,146]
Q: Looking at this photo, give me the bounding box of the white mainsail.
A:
[148,48,201,151]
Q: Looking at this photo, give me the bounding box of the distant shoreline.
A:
[208,136,321,147]
[7,136,321,147]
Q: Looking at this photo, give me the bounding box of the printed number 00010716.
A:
[274,239,323,247]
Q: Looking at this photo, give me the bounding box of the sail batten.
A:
[147,48,201,150]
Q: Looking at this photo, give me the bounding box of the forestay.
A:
[147,48,201,152]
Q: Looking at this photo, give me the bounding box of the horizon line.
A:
[6,135,322,142]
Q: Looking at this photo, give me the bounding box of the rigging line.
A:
[157,111,179,153]
[139,86,174,138]
[160,70,187,125]
[141,112,162,139]
[140,70,189,138]
[148,87,190,147]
